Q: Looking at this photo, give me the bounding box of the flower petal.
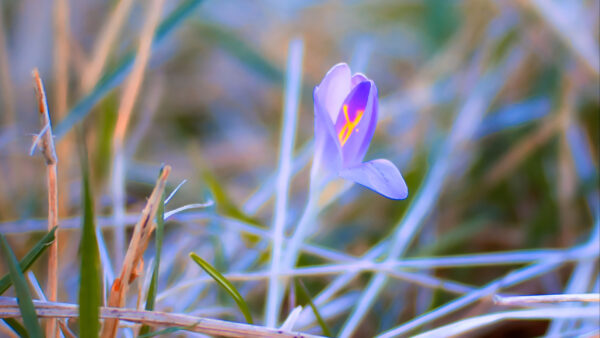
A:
[351,73,368,87]
[339,159,408,200]
[312,87,342,179]
[314,63,352,122]
[334,80,378,166]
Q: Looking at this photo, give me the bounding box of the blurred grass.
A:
[0,0,598,337]
[53,0,205,139]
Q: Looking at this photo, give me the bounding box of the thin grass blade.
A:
[295,279,331,337]
[189,252,253,324]
[0,226,57,295]
[0,234,43,337]
[78,140,102,338]
[3,317,28,337]
[266,38,304,328]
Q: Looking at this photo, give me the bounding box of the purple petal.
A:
[314,63,352,122]
[313,87,342,178]
[334,80,378,167]
[339,159,408,200]
[351,73,368,87]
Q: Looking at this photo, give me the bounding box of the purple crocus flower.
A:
[312,63,408,200]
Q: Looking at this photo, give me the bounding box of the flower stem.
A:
[282,186,321,277]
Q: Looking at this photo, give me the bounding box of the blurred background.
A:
[0,0,598,337]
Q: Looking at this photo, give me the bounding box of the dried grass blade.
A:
[0,297,324,338]
[32,68,60,338]
[101,165,171,338]
[111,0,165,273]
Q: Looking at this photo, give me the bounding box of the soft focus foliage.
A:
[0,1,598,337]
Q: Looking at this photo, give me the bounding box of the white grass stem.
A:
[96,225,115,291]
[547,122,600,336]
[163,201,214,219]
[1,217,592,270]
[494,293,600,306]
[280,306,303,332]
[281,189,320,274]
[266,38,304,328]
[242,141,313,215]
[165,179,188,205]
[409,307,600,338]
[111,147,126,271]
[156,255,490,303]
[26,271,48,302]
[377,233,599,337]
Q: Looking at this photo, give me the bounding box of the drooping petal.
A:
[334,80,378,167]
[314,63,352,122]
[312,87,342,180]
[339,159,408,200]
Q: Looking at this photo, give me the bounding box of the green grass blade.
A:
[3,318,28,337]
[294,279,332,337]
[0,226,57,295]
[54,0,205,139]
[146,190,166,311]
[92,93,118,183]
[202,169,263,228]
[189,252,253,324]
[0,234,43,337]
[78,141,102,338]
[138,189,166,336]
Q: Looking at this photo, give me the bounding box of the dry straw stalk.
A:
[32,69,60,338]
[101,166,171,337]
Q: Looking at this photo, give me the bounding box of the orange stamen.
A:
[338,104,364,146]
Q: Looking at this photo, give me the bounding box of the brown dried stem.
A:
[111,0,165,270]
[53,0,69,117]
[53,0,72,220]
[102,165,171,338]
[0,7,15,126]
[81,0,135,92]
[0,297,323,338]
[32,69,60,337]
